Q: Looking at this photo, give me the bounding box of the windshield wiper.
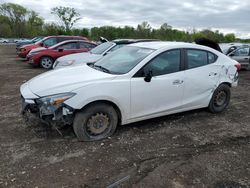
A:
[90,64,111,73]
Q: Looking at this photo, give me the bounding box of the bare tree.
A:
[51,6,81,32]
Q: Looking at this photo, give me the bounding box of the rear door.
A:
[182,49,221,109]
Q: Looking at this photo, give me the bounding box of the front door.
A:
[130,49,185,120]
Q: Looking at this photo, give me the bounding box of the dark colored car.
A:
[16,37,44,50]
[28,40,97,69]
[17,35,89,58]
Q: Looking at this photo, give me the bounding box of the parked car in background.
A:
[0,38,9,43]
[21,41,240,141]
[228,45,250,69]
[220,43,249,55]
[16,37,44,49]
[28,40,97,69]
[14,39,26,43]
[53,39,159,69]
[17,35,89,58]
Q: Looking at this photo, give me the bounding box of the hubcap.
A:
[86,113,110,135]
[214,90,227,106]
[41,57,53,69]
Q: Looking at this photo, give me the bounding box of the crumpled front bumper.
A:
[21,96,75,128]
[20,83,75,128]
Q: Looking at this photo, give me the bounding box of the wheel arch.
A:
[39,55,54,62]
[219,82,232,88]
[77,100,122,125]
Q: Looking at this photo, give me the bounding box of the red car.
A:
[17,35,89,58]
[28,40,97,69]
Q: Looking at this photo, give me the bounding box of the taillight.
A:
[234,63,241,71]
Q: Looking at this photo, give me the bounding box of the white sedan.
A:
[20,42,240,141]
[0,38,9,43]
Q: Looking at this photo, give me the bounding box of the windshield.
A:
[90,42,115,55]
[93,46,155,74]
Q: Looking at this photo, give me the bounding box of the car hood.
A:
[27,64,117,97]
[57,52,102,64]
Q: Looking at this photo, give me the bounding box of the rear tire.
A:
[40,56,54,69]
[208,84,231,113]
[73,103,118,141]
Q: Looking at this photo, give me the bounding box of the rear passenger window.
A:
[187,50,207,69]
[187,50,217,69]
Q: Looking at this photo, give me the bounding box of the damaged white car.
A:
[20,42,240,141]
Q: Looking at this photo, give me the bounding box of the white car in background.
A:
[53,39,158,69]
[21,42,240,141]
[0,38,9,43]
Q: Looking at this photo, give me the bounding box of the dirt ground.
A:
[0,45,250,188]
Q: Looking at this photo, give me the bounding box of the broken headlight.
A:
[37,92,76,106]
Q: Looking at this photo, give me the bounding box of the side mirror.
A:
[144,70,153,82]
[58,48,64,52]
[103,51,111,56]
[40,42,44,47]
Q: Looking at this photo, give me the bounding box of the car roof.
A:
[128,41,222,52]
[112,39,159,44]
[43,36,89,41]
[50,40,96,49]
[128,41,193,49]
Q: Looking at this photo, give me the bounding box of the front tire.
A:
[208,84,231,113]
[73,103,118,141]
[40,56,54,69]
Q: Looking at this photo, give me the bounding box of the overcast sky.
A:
[2,0,250,38]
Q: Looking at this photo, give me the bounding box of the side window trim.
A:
[184,48,218,70]
[133,48,184,78]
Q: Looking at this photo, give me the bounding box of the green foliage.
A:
[0,3,248,43]
[0,3,28,37]
[51,6,81,32]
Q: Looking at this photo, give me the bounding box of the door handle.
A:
[173,80,184,85]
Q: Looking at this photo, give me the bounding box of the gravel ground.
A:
[0,45,250,188]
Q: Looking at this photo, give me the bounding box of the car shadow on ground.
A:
[26,107,216,141]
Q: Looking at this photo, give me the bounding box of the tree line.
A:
[0,3,249,43]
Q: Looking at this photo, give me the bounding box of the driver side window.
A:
[136,49,181,77]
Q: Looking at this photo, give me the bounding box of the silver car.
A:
[228,45,250,70]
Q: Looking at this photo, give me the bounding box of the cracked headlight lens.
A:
[38,92,76,106]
